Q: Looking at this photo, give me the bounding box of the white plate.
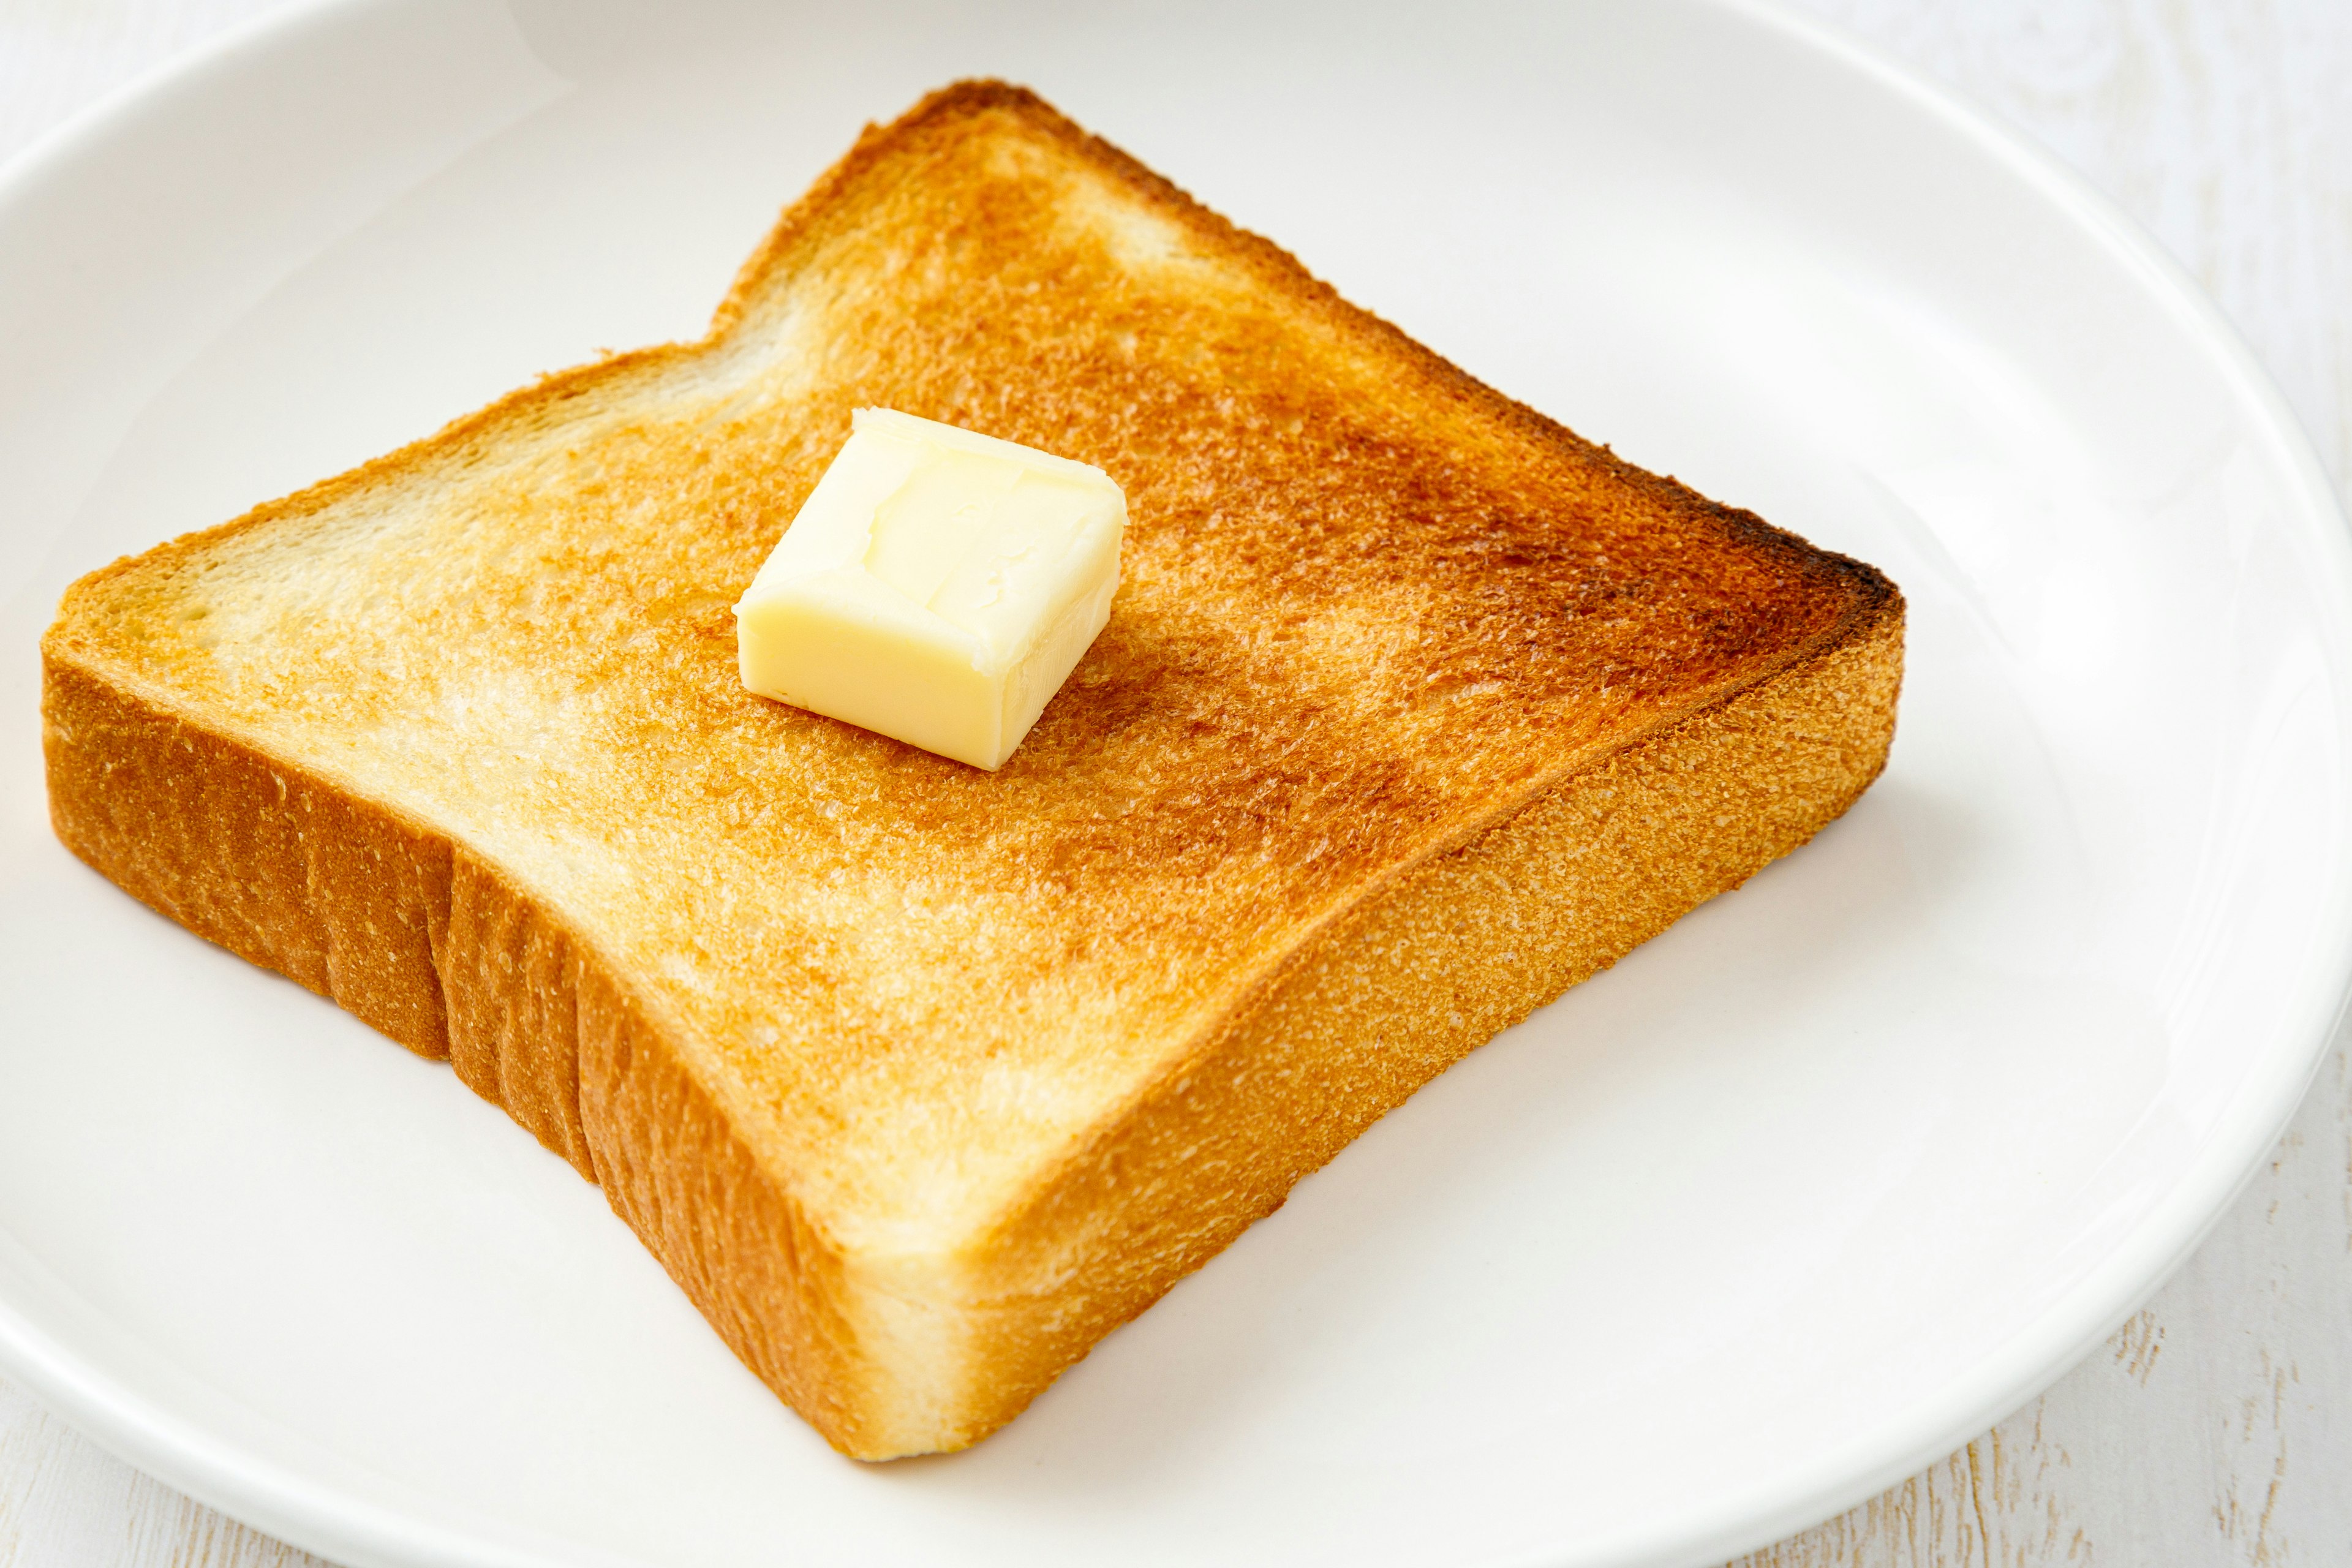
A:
[2,2,2348,1564]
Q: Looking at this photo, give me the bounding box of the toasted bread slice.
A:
[40,82,1901,1458]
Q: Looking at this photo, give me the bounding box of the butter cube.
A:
[733,409,1126,770]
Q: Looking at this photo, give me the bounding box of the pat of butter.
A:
[733,409,1126,770]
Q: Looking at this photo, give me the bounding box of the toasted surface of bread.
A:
[40,82,1901,1458]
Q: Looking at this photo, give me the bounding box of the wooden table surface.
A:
[3,1,2346,1564]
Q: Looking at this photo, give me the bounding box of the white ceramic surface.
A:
[1,2,2347,1566]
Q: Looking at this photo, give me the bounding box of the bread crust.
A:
[40,81,1903,1458]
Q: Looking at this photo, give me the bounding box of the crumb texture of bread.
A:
[40,81,1902,1458]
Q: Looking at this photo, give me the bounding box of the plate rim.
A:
[2,1,2348,1564]
[1572,3,2352,1561]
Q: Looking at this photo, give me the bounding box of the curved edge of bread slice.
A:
[39,81,1904,1459]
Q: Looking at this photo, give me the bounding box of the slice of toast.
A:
[40,81,1902,1460]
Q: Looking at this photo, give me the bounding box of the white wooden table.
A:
[3,2,2346,1563]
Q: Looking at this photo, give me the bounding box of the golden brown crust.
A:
[957,589,1902,1436]
[39,654,908,1451]
[40,81,1903,1458]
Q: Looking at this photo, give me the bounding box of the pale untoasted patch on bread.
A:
[978,125,1060,184]
[846,1245,987,1449]
[1084,190,1191,271]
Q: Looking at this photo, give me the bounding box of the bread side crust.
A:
[39,655,893,1452]
[41,573,1897,1457]
[928,577,1903,1450]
